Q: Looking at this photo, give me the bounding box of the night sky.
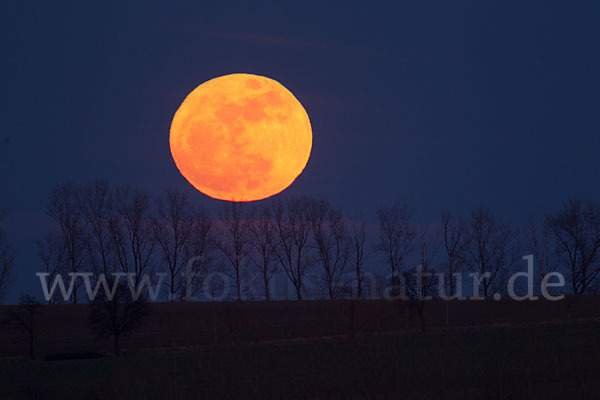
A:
[2,1,600,301]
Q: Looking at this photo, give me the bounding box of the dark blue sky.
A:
[1,1,599,301]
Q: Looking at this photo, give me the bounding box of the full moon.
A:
[170,73,312,202]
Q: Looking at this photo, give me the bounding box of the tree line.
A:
[1,181,600,304]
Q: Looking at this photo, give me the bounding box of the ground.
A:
[1,297,599,399]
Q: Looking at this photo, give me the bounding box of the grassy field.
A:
[1,297,599,399]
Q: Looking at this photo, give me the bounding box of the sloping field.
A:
[1,319,599,399]
[1,296,598,359]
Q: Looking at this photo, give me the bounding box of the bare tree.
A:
[524,216,560,284]
[271,197,313,300]
[308,199,350,299]
[403,224,441,332]
[182,207,214,301]
[441,211,466,296]
[81,180,115,276]
[547,199,600,294]
[466,208,516,297]
[110,187,156,289]
[36,233,66,304]
[89,279,149,356]
[45,183,88,304]
[217,202,253,301]
[350,215,369,299]
[249,204,278,301]
[7,295,42,360]
[0,210,15,303]
[153,189,194,302]
[377,204,415,286]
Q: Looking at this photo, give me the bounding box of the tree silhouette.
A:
[465,208,516,297]
[0,210,15,303]
[36,233,67,304]
[405,224,441,332]
[88,278,149,356]
[525,215,560,286]
[547,199,600,294]
[441,211,466,297]
[153,189,194,302]
[249,204,278,301]
[182,206,214,301]
[110,187,156,289]
[271,197,313,300]
[350,215,369,299]
[217,202,253,301]
[45,183,88,304]
[80,180,116,277]
[377,204,415,290]
[308,199,350,299]
[7,295,42,360]
[34,179,600,304]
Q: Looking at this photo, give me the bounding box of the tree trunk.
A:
[236,268,242,301]
[448,263,455,296]
[114,333,120,356]
[445,300,449,327]
[170,272,176,302]
[29,335,35,360]
[418,302,426,332]
[356,273,363,299]
[212,302,218,344]
[263,273,270,301]
[350,298,356,338]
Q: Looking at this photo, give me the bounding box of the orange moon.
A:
[170,73,312,202]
